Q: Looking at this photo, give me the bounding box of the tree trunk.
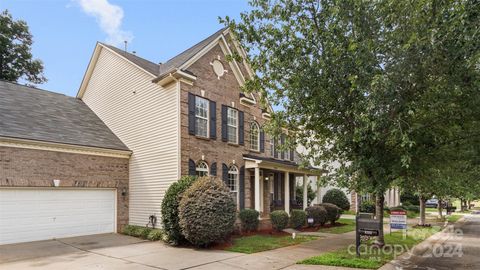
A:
[438,198,443,219]
[468,200,472,210]
[419,195,426,226]
[375,192,385,246]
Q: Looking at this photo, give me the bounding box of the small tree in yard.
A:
[0,10,46,84]
[322,189,350,211]
[178,177,236,247]
[295,184,316,206]
[223,0,479,245]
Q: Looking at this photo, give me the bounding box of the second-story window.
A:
[196,161,209,177]
[250,122,260,151]
[195,97,209,137]
[227,108,238,143]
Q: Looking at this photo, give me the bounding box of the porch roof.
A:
[243,154,323,176]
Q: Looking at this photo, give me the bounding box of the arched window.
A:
[196,161,209,177]
[228,165,239,202]
[249,122,260,151]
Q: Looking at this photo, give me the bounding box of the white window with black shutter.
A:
[188,93,216,139]
[222,105,244,145]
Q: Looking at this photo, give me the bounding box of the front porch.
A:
[243,154,322,218]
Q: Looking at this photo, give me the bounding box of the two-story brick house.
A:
[78,28,321,226]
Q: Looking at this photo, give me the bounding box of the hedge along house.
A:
[0,81,131,245]
[78,28,321,227]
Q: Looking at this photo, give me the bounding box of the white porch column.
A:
[284,172,290,214]
[254,167,261,212]
[395,187,400,206]
[303,174,308,210]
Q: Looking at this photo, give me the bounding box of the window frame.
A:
[226,107,238,144]
[227,164,239,205]
[249,122,260,151]
[194,96,209,138]
[195,160,209,177]
[270,138,275,157]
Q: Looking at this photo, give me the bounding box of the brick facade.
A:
[0,146,129,231]
[180,41,279,213]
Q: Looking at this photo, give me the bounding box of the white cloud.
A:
[76,0,133,46]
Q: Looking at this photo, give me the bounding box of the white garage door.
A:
[0,188,116,245]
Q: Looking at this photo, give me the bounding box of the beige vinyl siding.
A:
[81,47,180,226]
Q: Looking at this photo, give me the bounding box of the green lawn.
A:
[225,235,317,254]
[318,218,356,234]
[298,226,441,269]
[342,210,356,215]
[447,214,463,223]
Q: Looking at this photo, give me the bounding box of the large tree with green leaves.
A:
[0,10,46,84]
[224,0,479,245]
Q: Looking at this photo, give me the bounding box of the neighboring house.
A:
[78,28,321,226]
[0,81,131,245]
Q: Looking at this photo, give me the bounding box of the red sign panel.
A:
[390,210,407,215]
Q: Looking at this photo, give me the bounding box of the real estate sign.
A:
[390,210,407,229]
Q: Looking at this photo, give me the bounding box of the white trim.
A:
[176,81,182,180]
[0,136,131,159]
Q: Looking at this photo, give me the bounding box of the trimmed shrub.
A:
[305,206,327,226]
[289,209,307,229]
[140,227,152,239]
[318,203,341,224]
[178,177,236,246]
[322,188,350,211]
[270,210,289,231]
[406,205,420,213]
[147,229,164,241]
[360,200,376,214]
[122,225,142,237]
[239,209,260,232]
[161,176,197,244]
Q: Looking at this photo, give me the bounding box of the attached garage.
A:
[0,81,131,245]
[0,189,116,245]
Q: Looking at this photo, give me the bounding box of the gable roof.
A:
[0,80,129,151]
[158,28,226,76]
[100,43,160,76]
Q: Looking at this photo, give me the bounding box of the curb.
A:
[379,216,466,270]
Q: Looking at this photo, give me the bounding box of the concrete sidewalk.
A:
[0,231,357,270]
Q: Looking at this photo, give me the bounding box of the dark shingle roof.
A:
[0,80,129,151]
[158,28,226,76]
[99,28,226,78]
[100,43,160,76]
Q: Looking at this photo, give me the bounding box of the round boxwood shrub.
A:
[360,200,376,214]
[239,209,260,232]
[270,210,289,231]
[318,203,341,224]
[161,175,197,244]
[305,206,327,226]
[178,177,236,246]
[289,209,307,229]
[322,188,350,211]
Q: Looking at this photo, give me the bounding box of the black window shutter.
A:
[188,93,196,135]
[280,134,285,159]
[274,174,279,200]
[221,105,228,142]
[222,163,229,185]
[259,130,265,152]
[188,159,196,176]
[274,138,278,158]
[290,149,294,161]
[210,162,217,176]
[209,100,216,139]
[238,111,244,145]
[239,166,245,209]
[289,173,295,200]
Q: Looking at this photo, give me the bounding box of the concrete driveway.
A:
[0,233,242,270]
[0,232,358,270]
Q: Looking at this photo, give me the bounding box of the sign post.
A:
[390,209,407,237]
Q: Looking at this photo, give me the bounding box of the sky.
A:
[1,0,250,97]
